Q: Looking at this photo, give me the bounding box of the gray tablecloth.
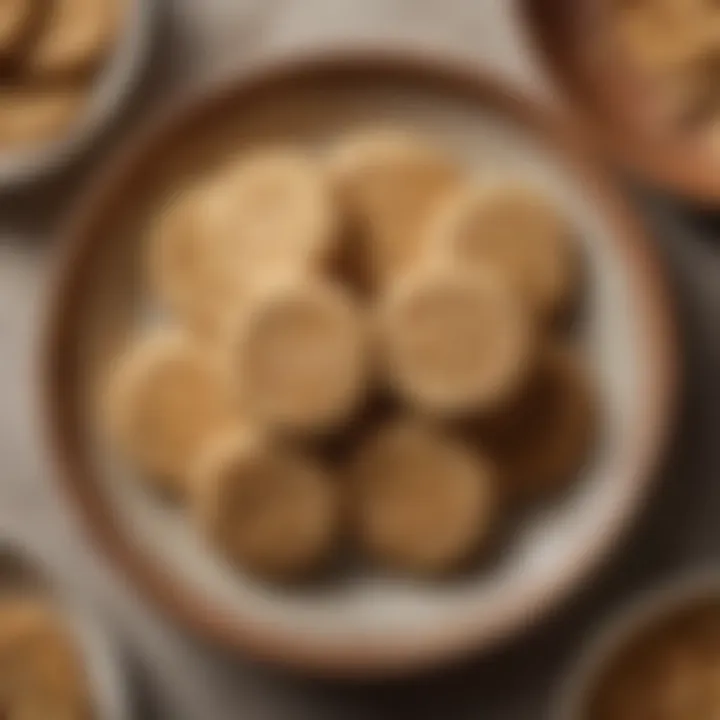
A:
[1,1,719,718]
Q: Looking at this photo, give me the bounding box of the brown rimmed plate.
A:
[521,0,720,206]
[42,51,678,677]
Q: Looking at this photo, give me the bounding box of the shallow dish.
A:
[42,51,677,676]
[521,0,720,206]
[0,0,157,188]
[0,537,131,720]
[557,571,720,719]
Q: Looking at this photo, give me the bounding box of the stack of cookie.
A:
[613,0,720,141]
[102,129,598,582]
[0,0,120,152]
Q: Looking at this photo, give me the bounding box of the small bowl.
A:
[0,0,157,188]
[520,0,720,206]
[556,571,720,719]
[42,50,678,676]
[0,537,132,720]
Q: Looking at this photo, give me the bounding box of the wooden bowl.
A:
[42,51,678,677]
[520,0,720,206]
[0,537,132,720]
[556,571,720,719]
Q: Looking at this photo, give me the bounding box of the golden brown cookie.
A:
[427,181,579,323]
[328,128,462,291]
[614,0,715,74]
[205,147,338,281]
[478,343,598,501]
[0,0,37,59]
[228,277,368,433]
[102,328,243,499]
[146,182,247,339]
[26,0,121,77]
[378,265,535,416]
[0,84,84,151]
[0,597,91,720]
[349,419,497,574]
[192,430,339,580]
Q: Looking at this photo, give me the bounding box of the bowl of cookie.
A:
[0,0,156,187]
[43,52,677,675]
[0,538,131,720]
[558,572,720,720]
[521,0,720,205]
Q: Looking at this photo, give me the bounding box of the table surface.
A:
[1,1,720,718]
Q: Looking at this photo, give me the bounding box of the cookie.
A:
[191,430,339,580]
[0,84,84,151]
[478,343,598,501]
[349,419,497,574]
[228,277,368,433]
[26,0,120,77]
[102,328,242,498]
[146,183,247,339]
[427,181,579,323]
[205,147,338,282]
[328,128,462,290]
[614,0,714,73]
[0,598,91,720]
[378,265,535,416]
[0,0,37,59]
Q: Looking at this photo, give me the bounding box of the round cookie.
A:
[147,182,247,338]
[0,598,91,720]
[0,85,85,152]
[0,0,37,59]
[427,181,579,323]
[614,0,714,74]
[479,343,598,501]
[328,128,463,291]
[378,265,535,416]
[26,0,121,77]
[228,277,368,433]
[192,431,339,580]
[102,328,242,498]
[349,419,497,574]
[204,147,338,283]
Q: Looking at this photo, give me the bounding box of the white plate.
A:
[43,53,678,675]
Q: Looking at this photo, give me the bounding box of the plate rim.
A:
[40,49,680,676]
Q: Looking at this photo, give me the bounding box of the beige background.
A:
[1,0,719,717]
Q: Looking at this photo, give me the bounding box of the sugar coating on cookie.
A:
[480,343,598,500]
[228,277,368,432]
[192,431,338,580]
[350,420,496,574]
[102,329,242,498]
[328,128,462,290]
[0,597,91,720]
[0,0,35,56]
[428,181,578,322]
[0,86,85,151]
[379,265,534,416]
[27,0,121,76]
[203,147,338,283]
[147,184,247,338]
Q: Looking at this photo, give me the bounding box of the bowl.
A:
[42,51,678,676]
[520,0,720,206]
[0,537,132,720]
[556,571,720,719]
[0,0,157,188]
